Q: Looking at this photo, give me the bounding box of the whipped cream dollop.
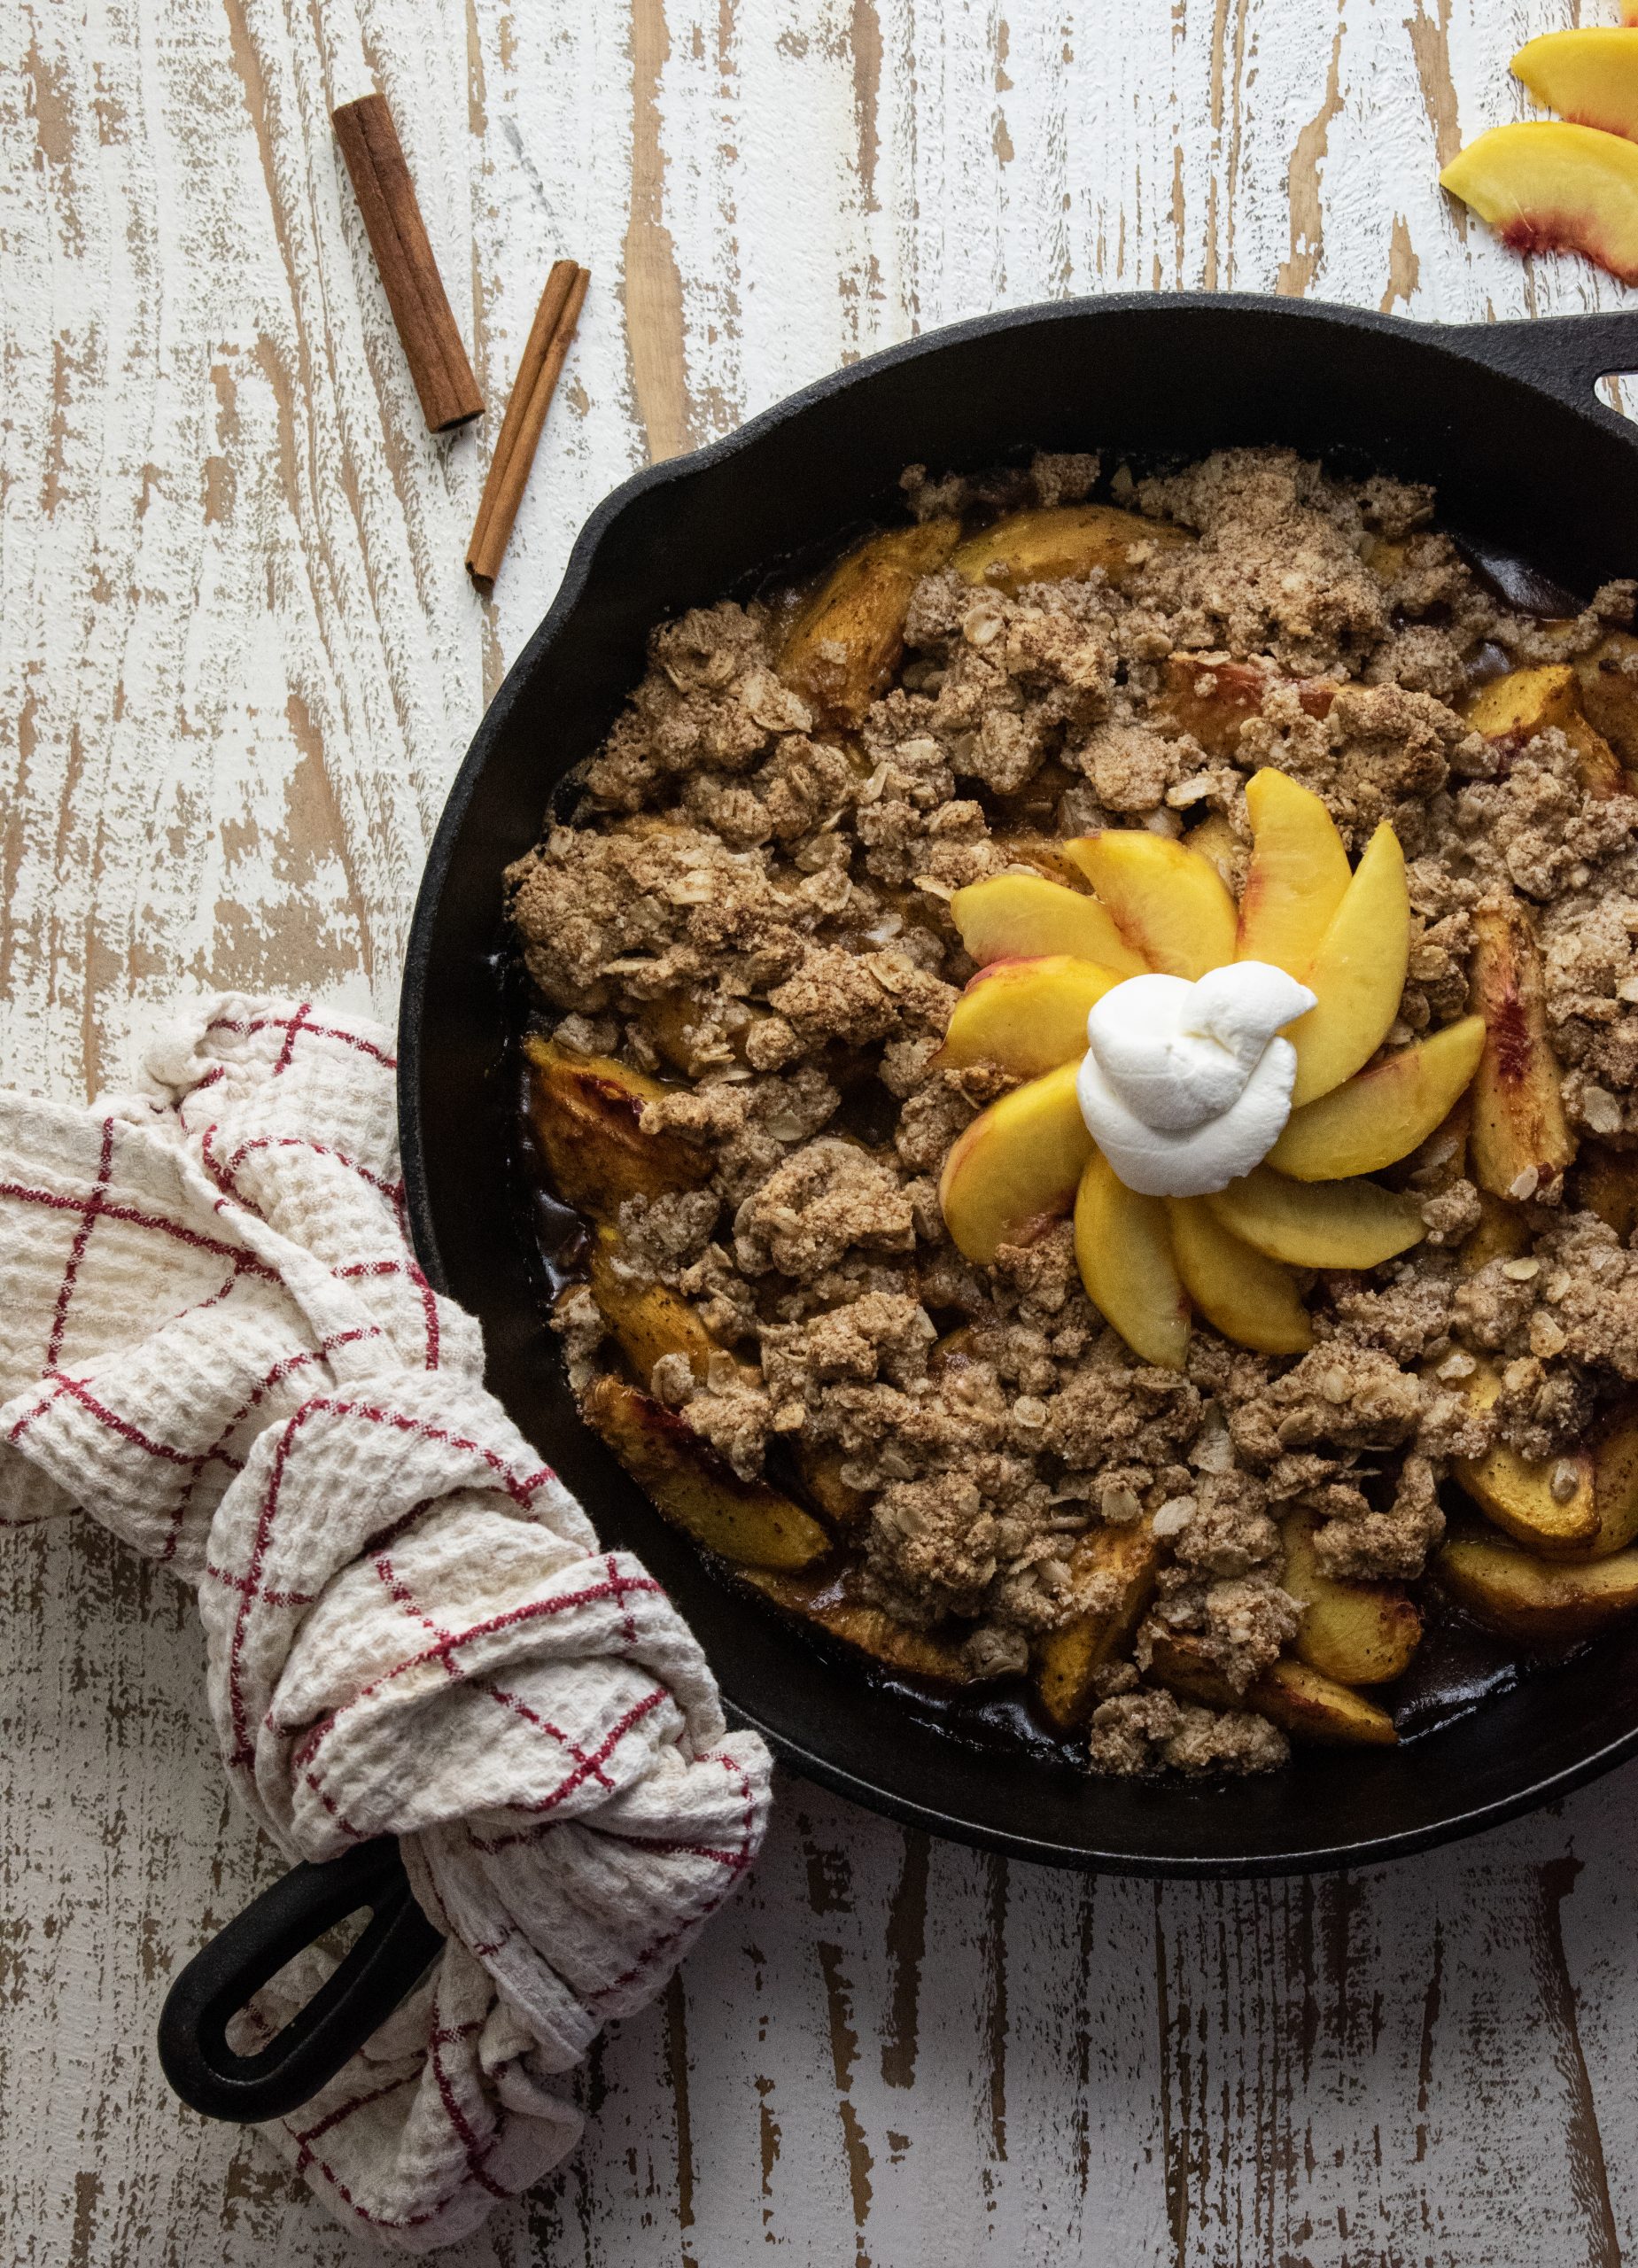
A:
[1076,962,1317,1198]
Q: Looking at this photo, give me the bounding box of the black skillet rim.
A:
[400,289,1638,1877]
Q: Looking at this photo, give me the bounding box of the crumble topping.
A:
[507,446,1638,1777]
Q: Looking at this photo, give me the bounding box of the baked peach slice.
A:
[1206,1164,1425,1270]
[1150,656,1338,756]
[1459,1190,1532,1275]
[1146,1632,1398,1744]
[935,954,1123,1076]
[1468,896,1576,1198]
[744,1568,983,1684]
[1235,768,1351,978]
[1253,1658,1398,1747]
[1267,1015,1486,1181]
[586,1227,720,1386]
[1280,1511,1422,1685]
[950,872,1145,975]
[938,1060,1093,1263]
[1461,663,1625,800]
[1447,1357,1638,1560]
[524,1035,712,1216]
[1074,1153,1190,1369]
[584,1375,828,1571]
[1577,633,1638,770]
[1512,29,1638,144]
[1440,123,1638,289]
[1062,830,1238,980]
[779,517,960,726]
[1166,1196,1312,1355]
[950,502,1191,594]
[1285,823,1409,1106]
[1034,1516,1163,1728]
[1437,1535,1638,1644]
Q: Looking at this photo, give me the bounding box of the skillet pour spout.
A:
[159,290,1638,2136]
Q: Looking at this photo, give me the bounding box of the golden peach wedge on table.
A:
[1440,123,1638,290]
[1511,29,1638,144]
[937,772,1469,1366]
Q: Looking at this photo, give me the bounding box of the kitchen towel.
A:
[0,996,773,2250]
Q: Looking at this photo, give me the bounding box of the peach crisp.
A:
[508,447,1638,1777]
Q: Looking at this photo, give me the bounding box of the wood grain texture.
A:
[4,0,1638,2260]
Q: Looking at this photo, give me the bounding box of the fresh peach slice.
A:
[1206,1165,1425,1270]
[1062,831,1238,981]
[1184,810,1240,885]
[1074,1152,1190,1369]
[1462,663,1625,799]
[935,955,1124,1077]
[1513,29,1638,143]
[949,873,1146,975]
[1235,768,1352,979]
[1166,1197,1313,1355]
[1268,1015,1486,1182]
[938,1060,1093,1264]
[1440,123,1638,289]
[951,502,1191,594]
[1285,823,1409,1107]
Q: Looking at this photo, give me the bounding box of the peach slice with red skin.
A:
[1074,1152,1190,1369]
[935,954,1123,1077]
[936,796,1482,1368]
[1461,663,1626,800]
[1062,831,1238,981]
[1440,123,1638,289]
[1512,30,1638,144]
[1468,895,1576,1198]
[1152,656,1337,756]
[937,1060,1092,1263]
[949,872,1145,975]
[1235,769,1352,980]
[1267,1014,1487,1182]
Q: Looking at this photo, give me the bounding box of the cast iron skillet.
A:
[162,291,1638,2124]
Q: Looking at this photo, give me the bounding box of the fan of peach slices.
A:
[935,769,1486,1368]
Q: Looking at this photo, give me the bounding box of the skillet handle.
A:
[157,1837,446,2124]
[1446,311,1638,413]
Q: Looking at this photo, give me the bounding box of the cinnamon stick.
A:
[467,262,589,586]
[332,93,483,434]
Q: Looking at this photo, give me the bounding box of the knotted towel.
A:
[0,997,773,2249]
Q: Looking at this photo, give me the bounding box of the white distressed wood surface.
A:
[4,1,1638,2259]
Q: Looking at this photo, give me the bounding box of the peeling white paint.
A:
[4,0,1638,2258]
